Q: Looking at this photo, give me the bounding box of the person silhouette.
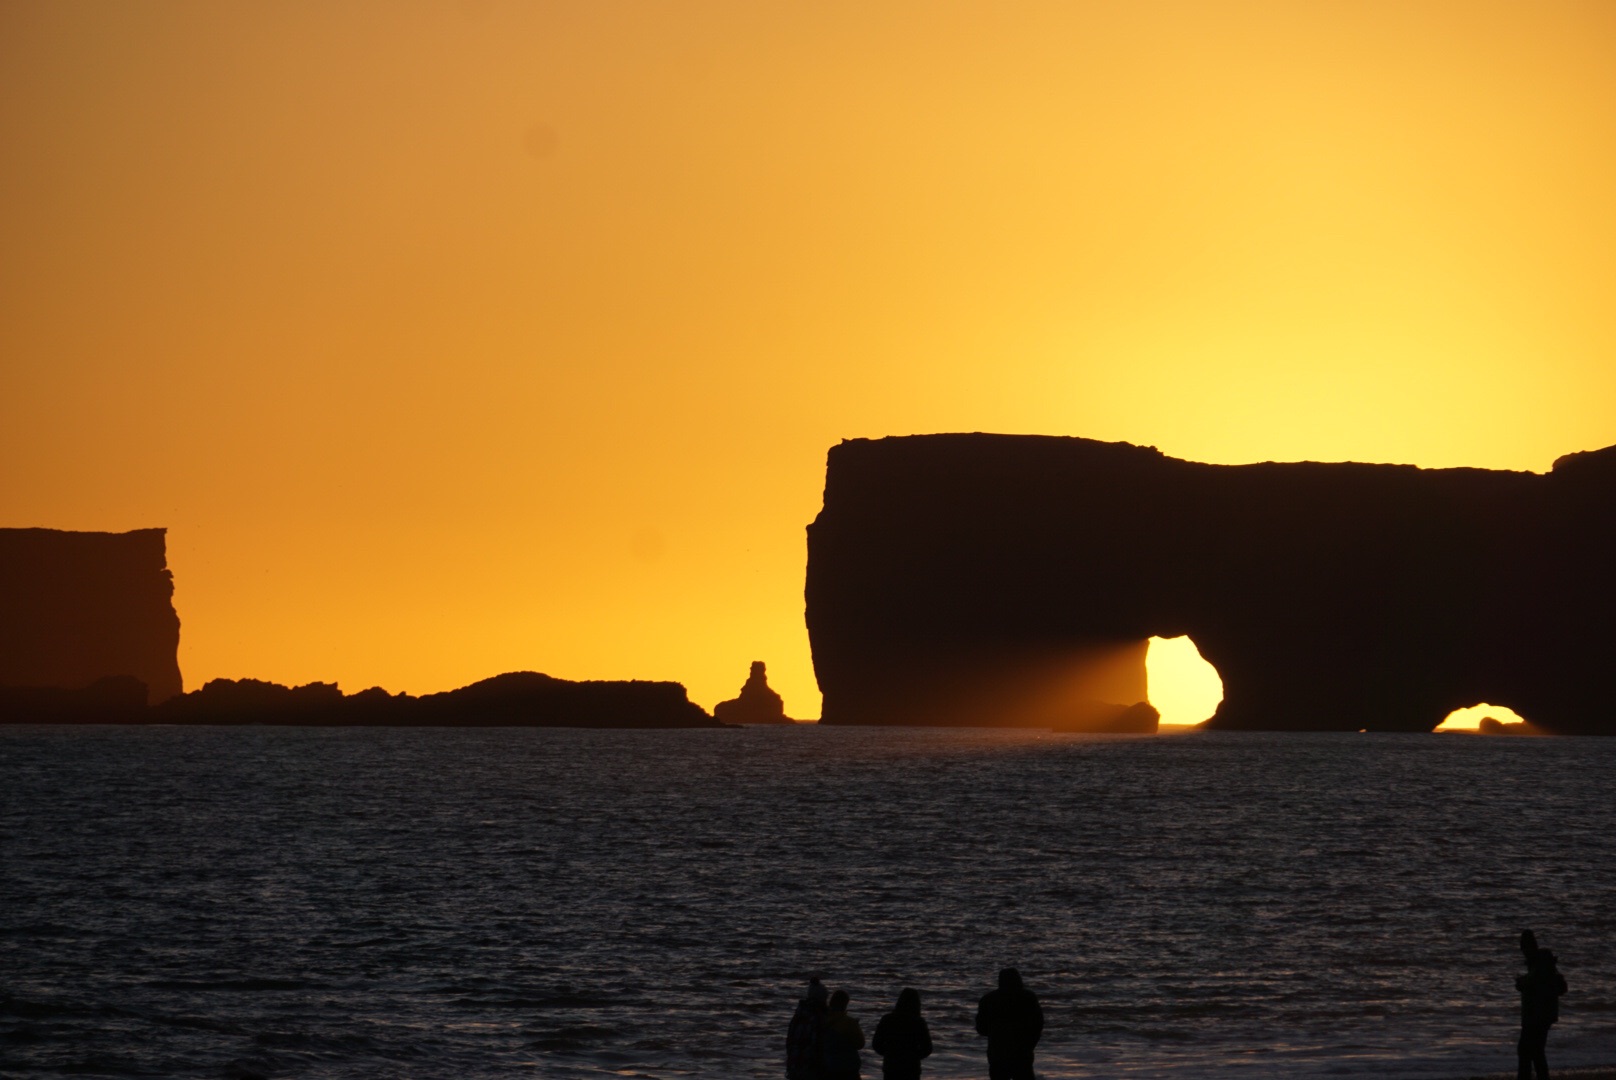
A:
[871,987,933,1080]
[787,977,829,1080]
[1516,931,1567,1080]
[823,989,866,1080]
[975,967,1044,1080]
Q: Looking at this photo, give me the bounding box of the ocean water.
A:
[2,726,1613,1079]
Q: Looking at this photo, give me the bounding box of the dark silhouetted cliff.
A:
[713,661,794,724]
[0,527,182,703]
[136,671,720,728]
[805,434,1616,734]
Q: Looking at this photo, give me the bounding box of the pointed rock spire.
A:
[713,660,794,724]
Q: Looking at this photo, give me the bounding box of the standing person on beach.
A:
[975,967,1044,1080]
[1516,931,1567,1080]
[871,987,933,1079]
[787,977,829,1080]
[823,989,866,1080]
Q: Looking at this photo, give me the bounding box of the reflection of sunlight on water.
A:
[1435,703,1530,732]
[1147,636,1223,726]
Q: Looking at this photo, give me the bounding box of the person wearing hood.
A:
[787,977,829,1080]
[823,988,866,1080]
[975,967,1043,1080]
[871,987,933,1080]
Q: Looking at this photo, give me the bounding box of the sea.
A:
[2,725,1613,1079]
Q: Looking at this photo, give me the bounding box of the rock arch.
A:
[805,435,1616,734]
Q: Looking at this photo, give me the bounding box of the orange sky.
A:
[4,1,1615,718]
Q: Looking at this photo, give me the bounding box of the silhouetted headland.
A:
[806,435,1616,734]
[0,527,182,703]
[713,660,797,724]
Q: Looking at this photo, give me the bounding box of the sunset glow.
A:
[1146,636,1224,727]
[1435,703,1533,733]
[5,2,1615,713]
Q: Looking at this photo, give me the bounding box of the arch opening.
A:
[1434,703,1541,735]
[1146,636,1224,727]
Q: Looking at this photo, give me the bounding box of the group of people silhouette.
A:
[784,935,1569,1080]
[786,968,1043,1080]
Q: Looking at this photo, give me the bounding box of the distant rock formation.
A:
[124,671,720,728]
[156,677,346,723]
[713,661,794,724]
[415,671,717,728]
[1477,716,1545,737]
[0,527,182,703]
[1052,700,1160,735]
[806,434,1616,734]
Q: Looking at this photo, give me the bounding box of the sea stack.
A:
[805,434,1616,734]
[713,661,793,724]
[0,527,183,706]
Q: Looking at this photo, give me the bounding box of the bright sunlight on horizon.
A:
[1147,636,1225,727]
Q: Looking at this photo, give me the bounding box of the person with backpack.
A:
[1517,931,1568,1080]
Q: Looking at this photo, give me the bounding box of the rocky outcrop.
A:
[805,434,1616,734]
[154,677,347,723]
[713,661,794,724]
[0,527,182,703]
[1052,700,1160,735]
[415,671,717,728]
[137,671,720,727]
[1476,716,1545,737]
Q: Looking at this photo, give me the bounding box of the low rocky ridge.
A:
[1,672,720,728]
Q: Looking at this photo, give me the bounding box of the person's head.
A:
[895,987,921,1016]
[1521,929,1539,957]
[806,977,829,1006]
[829,989,850,1013]
[998,967,1024,992]
[1531,948,1558,972]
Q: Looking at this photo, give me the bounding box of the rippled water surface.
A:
[3,726,1614,1078]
